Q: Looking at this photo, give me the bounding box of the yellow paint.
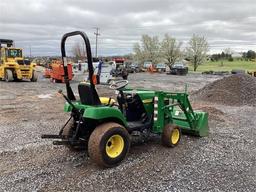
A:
[171,128,180,145]
[142,99,153,104]
[100,97,116,105]
[106,134,124,158]
[0,47,36,80]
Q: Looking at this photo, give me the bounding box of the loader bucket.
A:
[172,110,209,137]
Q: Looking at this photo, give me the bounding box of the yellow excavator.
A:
[0,39,37,82]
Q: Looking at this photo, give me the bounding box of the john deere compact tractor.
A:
[0,39,37,82]
[42,31,208,168]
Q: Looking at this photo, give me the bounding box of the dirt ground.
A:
[0,72,255,191]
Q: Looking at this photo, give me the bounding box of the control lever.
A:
[58,89,78,113]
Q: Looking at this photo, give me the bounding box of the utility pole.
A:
[29,45,32,58]
[94,27,100,58]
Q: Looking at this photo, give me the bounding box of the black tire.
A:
[5,69,14,82]
[14,76,19,81]
[88,122,130,168]
[162,124,181,147]
[31,70,38,82]
[62,119,84,151]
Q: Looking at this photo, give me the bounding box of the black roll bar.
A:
[60,31,95,100]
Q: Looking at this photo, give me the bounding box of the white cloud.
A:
[1,0,256,56]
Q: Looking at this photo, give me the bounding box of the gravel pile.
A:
[192,74,256,106]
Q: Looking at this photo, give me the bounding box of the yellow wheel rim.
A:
[106,134,124,158]
[171,128,180,145]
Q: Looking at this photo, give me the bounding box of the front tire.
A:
[162,124,181,147]
[88,122,130,168]
[31,70,38,82]
[5,69,13,82]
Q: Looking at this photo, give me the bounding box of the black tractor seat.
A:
[78,83,101,105]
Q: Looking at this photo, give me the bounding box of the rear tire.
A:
[31,70,38,82]
[88,122,130,168]
[162,124,181,147]
[5,69,14,82]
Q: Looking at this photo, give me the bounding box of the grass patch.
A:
[188,60,256,72]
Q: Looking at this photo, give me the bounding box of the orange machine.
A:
[51,61,73,83]
[43,60,56,78]
[44,60,73,83]
[147,64,157,73]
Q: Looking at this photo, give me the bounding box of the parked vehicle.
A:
[143,61,152,68]
[167,62,188,75]
[44,60,73,83]
[108,60,128,80]
[93,63,116,84]
[126,63,141,73]
[156,63,166,72]
[0,39,37,82]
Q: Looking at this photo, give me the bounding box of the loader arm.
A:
[153,91,208,137]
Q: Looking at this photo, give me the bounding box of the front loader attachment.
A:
[152,91,209,137]
[172,109,209,137]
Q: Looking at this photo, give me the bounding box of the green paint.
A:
[84,107,127,126]
[63,86,209,137]
[64,102,127,126]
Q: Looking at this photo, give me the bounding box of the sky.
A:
[1,0,256,56]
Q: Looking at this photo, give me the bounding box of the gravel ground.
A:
[0,72,255,191]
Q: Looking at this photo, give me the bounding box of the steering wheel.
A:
[109,80,128,90]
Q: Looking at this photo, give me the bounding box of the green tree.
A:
[133,43,145,66]
[246,50,256,60]
[186,34,209,71]
[133,35,160,65]
[160,34,182,68]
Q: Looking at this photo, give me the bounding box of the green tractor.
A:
[42,31,209,168]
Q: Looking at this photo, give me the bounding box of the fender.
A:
[84,107,127,127]
[64,102,127,127]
